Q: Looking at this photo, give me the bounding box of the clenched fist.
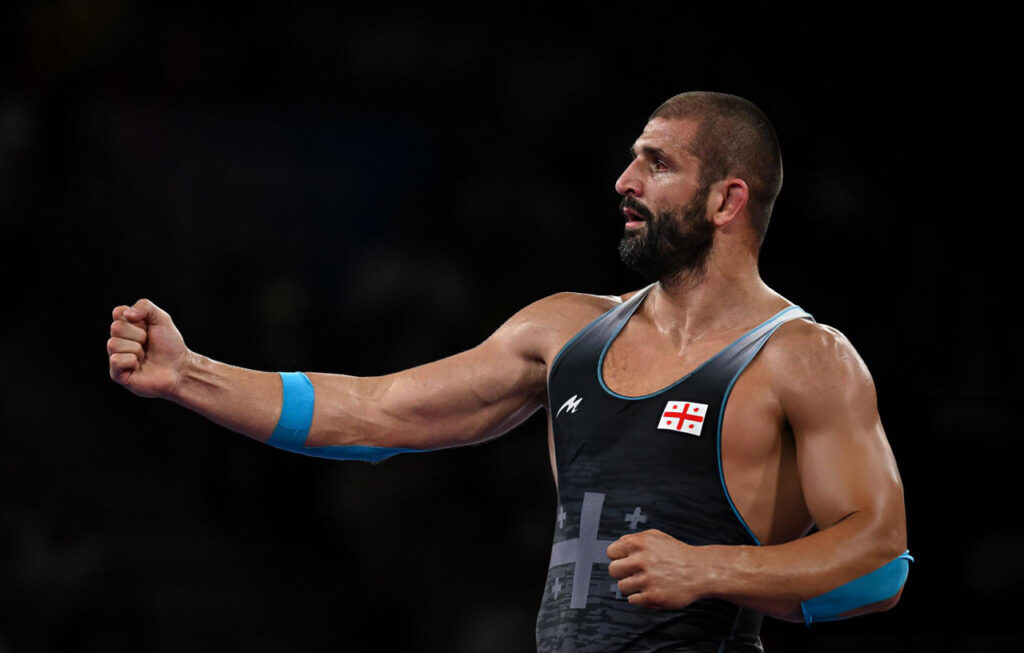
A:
[607,529,712,610]
[108,299,190,399]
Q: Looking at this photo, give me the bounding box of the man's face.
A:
[614,118,715,280]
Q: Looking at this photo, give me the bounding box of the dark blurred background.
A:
[0,3,1019,652]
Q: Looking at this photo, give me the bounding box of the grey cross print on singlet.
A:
[624,507,647,530]
[548,492,615,609]
[557,505,567,529]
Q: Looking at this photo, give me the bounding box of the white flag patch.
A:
[657,401,708,436]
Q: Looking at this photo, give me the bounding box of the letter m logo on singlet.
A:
[657,401,708,436]
[556,394,583,418]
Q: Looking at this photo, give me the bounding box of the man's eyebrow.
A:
[629,144,674,162]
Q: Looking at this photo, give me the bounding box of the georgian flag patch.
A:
[657,401,709,436]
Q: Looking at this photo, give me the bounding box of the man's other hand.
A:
[607,529,710,610]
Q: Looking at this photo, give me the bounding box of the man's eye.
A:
[653,160,669,171]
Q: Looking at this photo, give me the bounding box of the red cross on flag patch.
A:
[657,401,709,436]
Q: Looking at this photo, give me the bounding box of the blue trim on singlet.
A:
[546,310,615,418]
[547,305,617,387]
[715,306,812,546]
[546,285,657,410]
[597,300,808,402]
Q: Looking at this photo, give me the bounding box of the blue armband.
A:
[800,550,914,626]
[267,372,421,462]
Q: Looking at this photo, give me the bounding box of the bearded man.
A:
[108,91,912,652]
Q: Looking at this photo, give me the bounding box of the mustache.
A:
[619,196,654,222]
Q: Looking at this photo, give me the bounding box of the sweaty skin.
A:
[108,114,908,626]
[109,289,906,623]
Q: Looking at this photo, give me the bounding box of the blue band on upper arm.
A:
[267,372,422,462]
[269,372,316,449]
[292,443,421,462]
[801,550,914,626]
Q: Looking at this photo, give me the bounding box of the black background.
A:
[1,4,1019,652]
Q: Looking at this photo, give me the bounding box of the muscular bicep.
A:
[305,302,555,451]
[374,322,549,446]
[775,325,906,540]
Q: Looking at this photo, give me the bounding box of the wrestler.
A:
[108,91,910,652]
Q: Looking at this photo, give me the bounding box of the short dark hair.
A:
[649,91,782,246]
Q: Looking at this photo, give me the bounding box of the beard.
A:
[617,185,715,282]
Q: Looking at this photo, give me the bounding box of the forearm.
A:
[170,352,394,447]
[169,351,533,457]
[169,351,286,443]
[702,511,908,622]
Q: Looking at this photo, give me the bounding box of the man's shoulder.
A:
[767,316,860,363]
[497,289,642,363]
[514,288,640,321]
[758,312,886,445]
[762,314,875,395]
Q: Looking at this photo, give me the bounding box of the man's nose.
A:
[615,160,642,196]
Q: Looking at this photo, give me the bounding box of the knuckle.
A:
[112,352,136,367]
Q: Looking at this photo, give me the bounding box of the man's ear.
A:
[710,178,749,226]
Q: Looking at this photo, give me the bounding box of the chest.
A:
[600,329,784,464]
[546,312,789,492]
[601,323,739,396]
[545,317,799,547]
[544,295,813,544]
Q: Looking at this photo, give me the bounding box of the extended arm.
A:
[108,297,554,457]
[607,322,910,623]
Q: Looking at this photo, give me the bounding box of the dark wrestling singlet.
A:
[536,283,813,652]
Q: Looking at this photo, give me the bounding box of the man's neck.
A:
[645,252,778,345]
